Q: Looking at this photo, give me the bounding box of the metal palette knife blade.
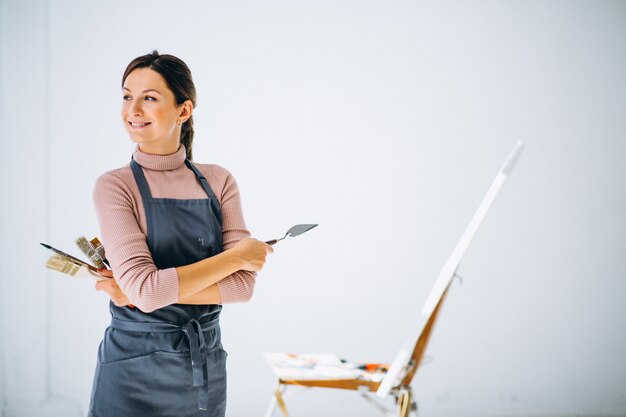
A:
[265,224,318,246]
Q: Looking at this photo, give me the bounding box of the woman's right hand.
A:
[231,237,273,272]
[94,268,136,308]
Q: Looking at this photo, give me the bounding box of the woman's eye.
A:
[144,96,156,101]
[122,95,132,101]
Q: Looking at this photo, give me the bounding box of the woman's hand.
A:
[95,269,134,308]
[231,238,273,272]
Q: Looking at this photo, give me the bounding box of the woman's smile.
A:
[127,120,152,129]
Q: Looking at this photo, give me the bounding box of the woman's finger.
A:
[95,279,115,292]
[97,268,114,278]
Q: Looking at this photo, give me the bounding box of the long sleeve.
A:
[215,170,257,303]
[93,171,180,313]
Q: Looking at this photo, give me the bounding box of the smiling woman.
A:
[87,50,273,417]
[121,62,194,156]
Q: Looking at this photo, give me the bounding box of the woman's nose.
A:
[129,100,142,116]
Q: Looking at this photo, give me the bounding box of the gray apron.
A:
[88,157,227,417]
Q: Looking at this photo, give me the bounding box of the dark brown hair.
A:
[122,50,197,160]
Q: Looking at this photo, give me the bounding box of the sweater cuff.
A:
[156,267,180,306]
[217,271,256,303]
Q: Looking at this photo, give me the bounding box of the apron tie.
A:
[182,319,209,410]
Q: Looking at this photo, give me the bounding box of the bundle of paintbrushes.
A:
[41,236,110,281]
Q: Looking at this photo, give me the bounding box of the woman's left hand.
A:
[95,269,134,308]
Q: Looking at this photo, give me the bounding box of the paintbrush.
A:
[40,242,98,271]
[45,254,109,281]
[75,236,110,269]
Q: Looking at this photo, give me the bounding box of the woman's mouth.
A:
[128,121,151,129]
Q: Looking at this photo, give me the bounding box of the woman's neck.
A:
[138,141,180,156]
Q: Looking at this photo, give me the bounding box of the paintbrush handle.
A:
[41,242,98,271]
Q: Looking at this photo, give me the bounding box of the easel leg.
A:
[396,387,412,417]
[273,382,290,417]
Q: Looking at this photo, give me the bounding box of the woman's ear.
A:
[178,100,193,123]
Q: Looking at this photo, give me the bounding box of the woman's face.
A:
[121,67,190,154]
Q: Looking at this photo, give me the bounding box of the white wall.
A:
[0,0,4,413]
[1,1,625,416]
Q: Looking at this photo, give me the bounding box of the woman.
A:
[88,50,272,417]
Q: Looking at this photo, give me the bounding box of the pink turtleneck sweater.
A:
[92,144,256,312]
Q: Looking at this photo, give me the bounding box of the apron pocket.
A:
[91,350,212,417]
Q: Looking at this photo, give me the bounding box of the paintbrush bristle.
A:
[76,236,106,269]
[45,254,81,276]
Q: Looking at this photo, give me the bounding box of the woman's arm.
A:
[176,237,271,300]
[96,237,270,306]
[96,269,223,306]
[95,238,271,307]
[211,168,264,303]
[179,284,222,304]
[93,169,271,311]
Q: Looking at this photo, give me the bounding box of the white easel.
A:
[264,141,524,417]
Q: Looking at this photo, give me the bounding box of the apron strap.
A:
[130,156,222,222]
[130,157,214,202]
[110,316,218,410]
[130,157,154,202]
[184,160,223,224]
[184,160,218,201]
